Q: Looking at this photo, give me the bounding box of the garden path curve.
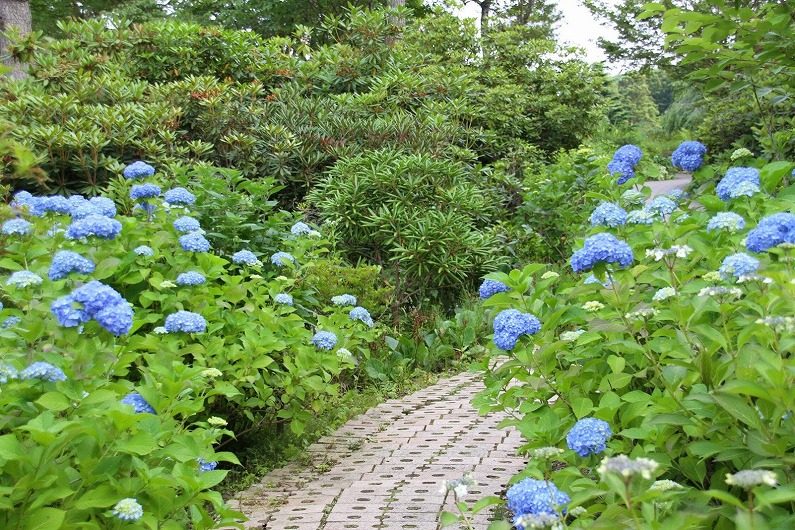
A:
[646,173,692,197]
[227,371,524,530]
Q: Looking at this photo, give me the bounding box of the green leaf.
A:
[487,522,512,530]
[35,392,71,412]
[440,511,460,527]
[116,432,157,455]
[0,434,24,460]
[23,507,65,530]
[607,355,625,374]
[572,397,594,419]
[74,485,119,509]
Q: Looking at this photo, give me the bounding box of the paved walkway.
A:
[228,371,525,529]
[646,173,692,197]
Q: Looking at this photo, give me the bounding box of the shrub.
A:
[469,154,795,527]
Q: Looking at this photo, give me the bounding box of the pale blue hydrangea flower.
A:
[66,215,122,240]
[667,188,686,202]
[270,252,296,267]
[590,202,627,227]
[164,311,207,333]
[179,232,211,252]
[626,209,656,225]
[0,363,18,383]
[349,306,374,327]
[645,196,677,216]
[173,216,201,233]
[274,293,294,306]
[570,233,634,273]
[652,287,676,301]
[290,221,312,235]
[506,478,570,517]
[48,251,95,281]
[478,279,509,299]
[621,189,645,206]
[111,498,144,521]
[71,196,117,218]
[746,213,795,252]
[123,161,155,179]
[1,218,32,235]
[716,167,760,201]
[6,271,43,288]
[719,253,760,279]
[493,309,541,351]
[20,361,67,382]
[584,274,611,288]
[163,187,196,206]
[1,316,21,329]
[332,294,357,306]
[730,180,760,199]
[121,392,155,414]
[29,196,72,216]
[311,331,337,350]
[232,250,261,266]
[566,417,612,456]
[176,271,206,286]
[707,212,745,233]
[134,245,154,257]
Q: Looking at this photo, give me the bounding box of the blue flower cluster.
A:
[232,249,261,266]
[570,233,634,273]
[1,316,20,329]
[163,187,196,206]
[589,202,627,227]
[20,361,67,382]
[671,140,707,172]
[746,213,795,252]
[121,392,156,414]
[271,251,296,267]
[134,245,154,257]
[645,196,677,216]
[607,144,642,184]
[290,221,312,236]
[130,183,161,201]
[173,216,201,233]
[311,331,338,350]
[51,280,134,335]
[2,218,32,235]
[66,215,122,240]
[707,212,745,233]
[111,498,144,521]
[332,294,357,306]
[584,274,611,288]
[478,279,510,300]
[198,458,218,473]
[274,293,294,306]
[719,253,760,279]
[566,417,612,456]
[716,167,760,201]
[71,197,117,219]
[123,161,156,179]
[349,306,374,327]
[48,251,95,281]
[179,232,211,252]
[0,362,18,383]
[506,478,570,517]
[493,309,541,351]
[6,270,43,288]
[176,271,206,286]
[626,209,655,225]
[164,311,207,333]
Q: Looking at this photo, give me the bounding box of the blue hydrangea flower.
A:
[332,294,357,306]
[570,233,634,273]
[271,251,296,267]
[66,215,122,240]
[493,309,541,351]
[2,218,32,236]
[613,144,643,166]
[164,311,207,333]
[87,197,117,218]
[198,458,218,473]
[274,293,294,306]
[173,216,201,233]
[671,141,707,172]
[130,183,161,201]
[111,498,144,521]
[566,417,612,456]
[134,245,154,257]
[87,299,133,336]
[707,212,745,233]
[667,188,686,202]
[51,295,89,327]
[176,271,206,286]
[1,316,21,329]
[607,158,635,185]
[52,281,134,335]
[645,196,677,216]
[20,361,67,382]
[506,478,570,516]
[179,232,211,253]
[626,209,656,225]
[48,251,95,281]
[290,221,312,235]
[123,161,155,179]
[163,187,196,206]
[746,213,795,253]
[311,331,338,350]
[133,202,157,217]
[0,363,18,384]
[716,167,761,201]
[29,196,72,216]
[121,392,156,414]
[10,190,35,210]
[349,306,374,327]
[719,253,760,279]
[6,271,43,288]
[478,279,510,299]
[232,249,261,266]
[590,202,627,227]
[71,281,125,315]
[584,274,611,288]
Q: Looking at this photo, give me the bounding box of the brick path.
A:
[228,371,525,529]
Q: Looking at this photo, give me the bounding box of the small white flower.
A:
[560,329,585,342]
[207,416,228,426]
[598,455,659,480]
[671,245,693,258]
[153,326,167,334]
[650,479,683,492]
[652,287,676,302]
[725,469,777,489]
[583,301,604,312]
[646,248,667,261]
[541,271,559,280]
[201,368,223,378]
[453,484,468,498]
[159,280,177,289]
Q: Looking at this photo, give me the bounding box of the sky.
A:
[455,0,620,67]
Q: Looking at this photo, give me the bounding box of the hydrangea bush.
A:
[0,163,383,527]
[465,154,795,528]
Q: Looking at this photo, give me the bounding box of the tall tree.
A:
[0,0,31,79]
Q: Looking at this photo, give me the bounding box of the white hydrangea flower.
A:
[583,301,604,312]
[207,416,228,426]
[725,469,777,488]
[541,271,560,280]
[652,287,676,302]
[560,329,586,342]
[598,455,659,480]
[650,479,683,492]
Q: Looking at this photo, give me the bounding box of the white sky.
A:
[455,0,620,66]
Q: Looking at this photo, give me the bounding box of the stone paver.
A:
[228,371,526,529]
[646,173,692,197]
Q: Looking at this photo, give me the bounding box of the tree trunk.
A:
[0,0,31,79]
[480,0,492,35]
